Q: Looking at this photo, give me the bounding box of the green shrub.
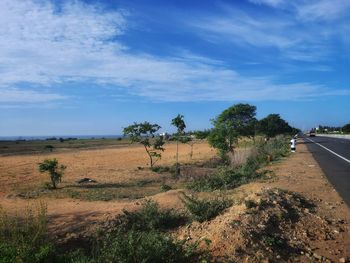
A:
[0,203,56,263]
[151,165,177,175]
[44,145,55,152]
[161,184,172,192]
[38,158,66,189]
[245,200,258,209]
[180,193,232,222]
[187,164,262,192]
[96,229,202,263]
[187,136,288,192]
[120,200,187,232]
[151,165,170,173]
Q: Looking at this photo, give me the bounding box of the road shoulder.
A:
[268,140,350,260]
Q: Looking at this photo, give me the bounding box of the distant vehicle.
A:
[309,129,316,137]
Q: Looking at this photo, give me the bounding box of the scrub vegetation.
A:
[1,103,303,262]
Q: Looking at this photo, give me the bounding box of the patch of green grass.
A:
[0,203,57,263]
[180,193,232,222]
[0,202,207,263]
[12,178,175,201]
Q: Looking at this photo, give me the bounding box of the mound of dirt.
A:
[177,188,348,262]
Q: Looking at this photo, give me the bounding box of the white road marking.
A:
[305,137,350,164]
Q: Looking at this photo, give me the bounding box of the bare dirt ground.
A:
[1,140,349,261]
[0,141,215,195]
[176,140,350,262]
[0,141,214,222]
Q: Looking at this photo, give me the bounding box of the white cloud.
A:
[0,0,348,104]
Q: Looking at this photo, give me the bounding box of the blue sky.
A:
[0,0,349,136]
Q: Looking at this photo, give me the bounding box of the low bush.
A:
[96,229,203,263]
[120,200,187,232]
[245,200,258,209]
[187,136,288,192]
[187,164,263,192]
[151,165,177,176]
[161,184,172,192]
[180,193,232,222]
[0,200,210,263]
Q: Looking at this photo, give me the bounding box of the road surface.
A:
[302,135,350,206]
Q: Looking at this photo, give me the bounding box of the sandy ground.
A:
[0,141,215,194]
[0,142,214,234]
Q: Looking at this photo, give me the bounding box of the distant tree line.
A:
[317,124,350,133]
[122,103,299,168]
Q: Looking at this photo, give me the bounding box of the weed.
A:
[120,200,187,232]
[180,193,232,222]
[0,203,56,263]
[96,229,205,263]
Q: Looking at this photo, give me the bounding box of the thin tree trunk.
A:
[51,175,56,189]
[144,145,153,167]
[176,140,179,176]
[190,143,193,160]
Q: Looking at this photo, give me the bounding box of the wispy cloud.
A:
[192,1,350,62]
[0,87,65,103]
[0,0,348,105]
[248,0,286,8]
[295,0,350,21]
[249,0,350,21]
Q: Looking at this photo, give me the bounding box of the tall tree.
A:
[208,103,256,159]
[257,114,292,138]
[171,114,186,176]
[123,122,164,167]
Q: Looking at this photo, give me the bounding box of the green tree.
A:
[192,129,211,139]
[123,122,165,167]
[343,123,350,133]
[171,114,186,175]
[208,103,256,159]
[38,158,66,189]
[257,114,292,138]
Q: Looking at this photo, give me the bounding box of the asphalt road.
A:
[302,135,350,206]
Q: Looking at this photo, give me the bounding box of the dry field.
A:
[1,139,350,261]
[0,141,215,210]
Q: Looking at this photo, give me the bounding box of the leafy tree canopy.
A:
[123,122,164,167]
[257,114,293,138]
[38,158,66,189]
[208,103,257,156]
[171,114,186,135]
